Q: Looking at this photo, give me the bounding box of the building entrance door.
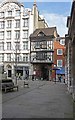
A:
[8,70,11,77]
[17,70,23,76]
[41,65,49,80]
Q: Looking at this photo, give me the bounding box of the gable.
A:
[37,31,46,37]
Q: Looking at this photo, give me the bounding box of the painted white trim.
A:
[57,49,63,55]
[57,59,63,67]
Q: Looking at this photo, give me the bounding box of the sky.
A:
[23,2,72,37]
[0,1,72,37]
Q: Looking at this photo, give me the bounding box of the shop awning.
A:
[56,67,65,74]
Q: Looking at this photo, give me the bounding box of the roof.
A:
[30,27,57,37]
[54,41,65,49]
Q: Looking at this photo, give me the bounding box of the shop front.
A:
[14,66,29,80]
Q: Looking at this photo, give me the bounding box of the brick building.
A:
[51,38,65,82]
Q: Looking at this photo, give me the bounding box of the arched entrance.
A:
[41,65,49,80]
[6,64,12,78]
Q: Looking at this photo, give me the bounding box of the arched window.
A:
[38,31,45,36]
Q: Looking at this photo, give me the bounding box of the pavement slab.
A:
[1,81,73,118]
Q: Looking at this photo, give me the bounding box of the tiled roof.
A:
[54,41,65,49]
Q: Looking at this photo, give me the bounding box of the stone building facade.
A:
[65,0,75,100]
[0,0,48,80]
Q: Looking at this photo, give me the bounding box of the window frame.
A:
[0,54,4,61]
[15,20,20,28]
[0,21,5,29]
[15,30,20,39]
[15,42,20,50]
[0,42,4,50]
[57,60,63,67]
[23,30,28,39]
[7,31,11,39]
[23,41,28,50]
[0,31,4,39]
[16,10,20,16]
[7,42,11,50]
[7,20,12,28]
[23,54,28,62]
[57,49,63,55]
[7,54,11,61]
[23,18,29,27]
[0,12,4,17]
[8,11,12,17]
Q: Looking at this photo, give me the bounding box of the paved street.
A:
[2,80,73,118]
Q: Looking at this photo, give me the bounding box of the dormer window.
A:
[38,32,45,36]
[8,11,12,17]
[16,10,20,16]
[60,39,65,45]
[0,12,4,17]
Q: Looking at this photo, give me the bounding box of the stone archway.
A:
[6,64,12,78]
[6,64,12,69]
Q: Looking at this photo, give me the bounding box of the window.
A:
[15,54,19,62]
[0,54,4,61]
[40,41,47,49]
[7,31,11,39]
[57,60,62,67]
[17,55,19,62]
[35,42,40,49]
[7,54,11,61]
[0,32,4,39]
[15,54,20,62]
[15,20,20,28]
[60,39,65,45]
[23,30,28,38]
[35,41,47,49]
[57,49,63,55]
[16,10,20,16]
[36,52,47,60]
[23,54,28,62]
[15,42,20,50]
[23,19,29,27]
[7,20,12,28]
[0,12,4,17]
[48,52,53,61]
[0,21,4,29]
[23,41,28,50]
[0,42,4,50]
[18,55,22,61]
[7,42,11,50]
[48,41,53,49]
[38,32,45,36]
[8,11,12,17]
[15,31,20,39]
